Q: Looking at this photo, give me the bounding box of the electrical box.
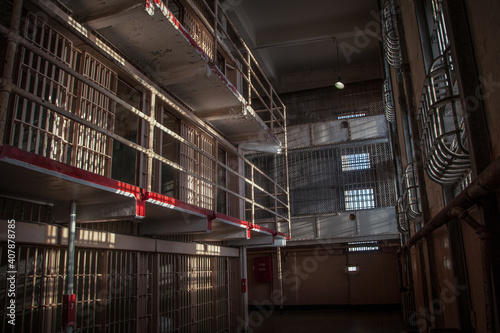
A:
[254,256,273,282]
[62,294,76,327]
[241,278,247,293]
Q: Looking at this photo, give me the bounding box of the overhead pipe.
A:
[399,155,500,254]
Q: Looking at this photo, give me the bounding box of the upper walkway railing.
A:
[0,8,290,237]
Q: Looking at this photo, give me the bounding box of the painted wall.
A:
[392,0,497,331]
[464,0,500,160]
[247,247,400,307]
[281,115,388,150]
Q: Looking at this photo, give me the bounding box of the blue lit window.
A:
[338,113,366,120]
[347,241,379,252]
[345,188,375,210]
[341,153,370,171]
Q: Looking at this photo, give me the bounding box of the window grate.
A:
[285,141,395,216]
[338,113,366,120]
[341,153,371,171]
[345,188,375,211]
[381,0,403,69]
[347,241,380,252]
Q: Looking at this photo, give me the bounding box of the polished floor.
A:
[248,306,407,333]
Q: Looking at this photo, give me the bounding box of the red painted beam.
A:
[1,144,286,239]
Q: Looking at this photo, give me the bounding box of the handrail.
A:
[144,0,286,138]
[399,155,500,253]
[0,13,290,236]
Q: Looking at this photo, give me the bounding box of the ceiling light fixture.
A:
[334,38,345,89]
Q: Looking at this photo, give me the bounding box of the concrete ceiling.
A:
[224,0,384,93]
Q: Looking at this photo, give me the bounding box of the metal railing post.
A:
[213,0,218,64]
[250,166,255,226]
[147,92,156,192]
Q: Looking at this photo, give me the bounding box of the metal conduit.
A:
[402,161,422,220]
[398,155,500,253]
[383,78,395,123]
[381,0,403,69]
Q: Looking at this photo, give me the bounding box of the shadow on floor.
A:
[247,305,407,333]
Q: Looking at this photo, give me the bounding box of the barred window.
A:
[345,188,375,210]
[338,113,366,120]
[341,153,370,171]
[347,241,379,252]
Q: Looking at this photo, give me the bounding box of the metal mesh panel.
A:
[281,79,384,126]
[285,141,396,216]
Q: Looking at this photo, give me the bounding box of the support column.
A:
[240,246,248,333]
[66,201,77,333]
[276,248,284,315]
[146,92,156,192]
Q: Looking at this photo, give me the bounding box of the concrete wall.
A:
[392,0,499,331]
[464,0,500,159]
[281,115,388,150]
[290,207,398,241]
[247,247,400,307]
